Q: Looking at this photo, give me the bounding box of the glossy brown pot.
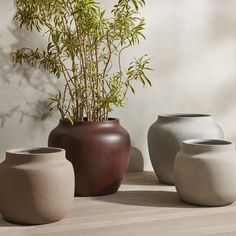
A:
[48,118,130,196]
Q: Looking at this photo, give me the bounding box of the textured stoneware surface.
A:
[48,119,131,196]
[0,147,74,225]
[175,139,236,206]
[148,114,224,185]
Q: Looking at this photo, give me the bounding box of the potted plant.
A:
[12,0,152,196]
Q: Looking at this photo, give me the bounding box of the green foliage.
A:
[11,0,152,122]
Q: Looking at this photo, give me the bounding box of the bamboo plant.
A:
[11,0,152,122]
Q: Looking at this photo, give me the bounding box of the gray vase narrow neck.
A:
[157,113,214,123]
[182,139,235,154]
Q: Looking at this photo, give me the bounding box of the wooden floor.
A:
[1,172,236,236]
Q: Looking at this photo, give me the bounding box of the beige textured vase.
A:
[0,147,74,225]
[175,139,236,206]
[148,114,223,185]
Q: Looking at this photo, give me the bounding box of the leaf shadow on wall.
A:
[203,0,236,142]
[0,24,58,127]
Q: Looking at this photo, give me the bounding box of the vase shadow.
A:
[127,147,144,173]
[95,190,199,208]
[0,215,20,227]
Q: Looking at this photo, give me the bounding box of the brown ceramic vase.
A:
[48,118,131,196]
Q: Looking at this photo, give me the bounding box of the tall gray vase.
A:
[148,113,224,185]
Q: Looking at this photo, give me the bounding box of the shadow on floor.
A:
[95,190,198,208]
[0,216,19,227]
[0,215,49,227]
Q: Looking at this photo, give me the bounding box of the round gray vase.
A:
[175,139,236,206]
[148,113,224,185]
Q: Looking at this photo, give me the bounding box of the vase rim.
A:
[59,117,119,125]
[159,113,211,119]
[183,139,232,146]
[6,147,64,156]
[182,139,235,152]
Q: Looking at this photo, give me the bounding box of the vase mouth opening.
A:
[183,139,232,146]
[59,117,119,125]
[77,117,118,122]
[7,147,64,155]
[159,113,211,119]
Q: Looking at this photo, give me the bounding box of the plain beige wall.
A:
[1,0,236,170]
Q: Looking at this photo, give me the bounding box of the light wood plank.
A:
[1,172,236,236]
